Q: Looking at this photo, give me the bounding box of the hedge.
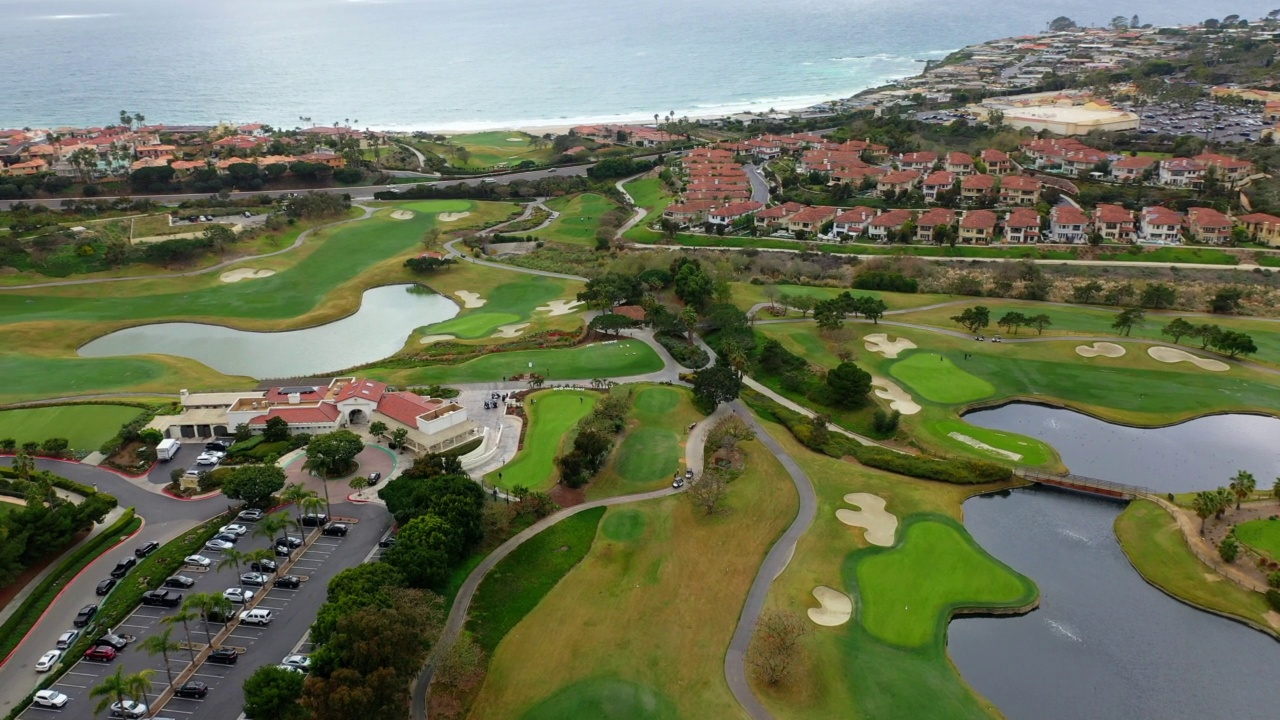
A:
[741,390,1012,485]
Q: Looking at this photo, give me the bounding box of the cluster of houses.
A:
[0,123,355,180]
[570,124,683,148]
[1020,138,1255,187]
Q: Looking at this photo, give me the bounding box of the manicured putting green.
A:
[520,678,678,720]
[632,386,680,414]
[424,312,522,338]
[849,515,1036,648]
[0,356,168,396]
[369,339,663,385]
[601,509,647,542]
[0,404,144,451]
[614,426,680,484]
[1234,518,1280,560]
[489,390,597,491]
[888,353,994,404]
[929,419,1055,466]
[532,193,619,246]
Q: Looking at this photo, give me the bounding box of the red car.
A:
[84,645,117,662]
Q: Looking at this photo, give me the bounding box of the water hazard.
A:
[78,284,457,379]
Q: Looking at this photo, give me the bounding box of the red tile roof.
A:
[1142,206,1184,226]
[999,175,1039,191]
[960,210,998,229]
[247,404,341,426]
[334,378,387,403]
[870,209,913,228]
[961,174,996,190]
[1112,155,1156,170]
[787,206,838,224]
[1052,206,1090,225]
[263,385,325,404]
[899,151,937,165]
[1093,204,1133,224]
[1187,207,1231,228]
[946,152,974,166]
[1238,212,1280,224]
[880,170,920,185]
[980,148,1010,162]
[756,202,807,219]
[834,206,877,224]
[376,391,445,427]
[710,201,763,217]
[916,208,956,227]
[1004,208,1041,228]
[922,171,957,188]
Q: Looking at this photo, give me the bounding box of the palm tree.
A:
[139,628,182,690]
[1273,477,1280,502]
[184,592,232,648]
[1214,487,1234,520]
[301,494,327,525]
[162,610,200,665]
[1193,490,1222,536]
[253,512,290,545]
[91,667,154,717]
[1230,470,1256,510]
[217,548,248,587]
[243,547,275,575]
[279,483,314,525]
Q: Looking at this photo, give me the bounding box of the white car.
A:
[204,538,234,552]
[110,700,148,718]
[184,554,212,567]
[280,654,311,671]
[195,453,221,465]
[55,630,79,649]
[275,664,305,674]
[240,572,269,586]
[223,588,255,604]
[35,649,61,672]
[218,524,248,537]
[33,690,69,708]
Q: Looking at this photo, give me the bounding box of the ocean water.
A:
[0,0,1271,130]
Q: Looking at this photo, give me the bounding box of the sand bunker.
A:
[419,334,456,345]
[1148,346,1229,372]
[871,378,921,416]
[492,322,530,338]
[506,137,523,142]
[864,333,917,359]
[438,212,471,222]
[389,210,414,220]
[948,432,1022,462]
[835,493,897,547]
[454,290,486,308]
[1076,342,1126,358]
[807,586,853,627]
[535,299,585,317]
[219,268,276,283]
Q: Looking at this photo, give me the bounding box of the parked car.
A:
[205,440,231,452]
[238,608,274,626]
[218,524,248,537]
[202,607,232,623]
[134,541,159,558]
[110,557,136,578]
[184,554,212,567]
[300,513,329,527]
[276,536,304,549]
[206,647,239,665]
[73,604,98,627]
[237,509,264,522]
[273,575,302,589]
[95,633,130,650]
[204,538,234,552]
[273,544,292,557]
[96,578,117,596]
[275,664,305,674]
[163,575,196,589]
[240,572,269,586]
[672,477,684,489]
[367,471,381,485]
[212,532,240,545]
[84,645,117,662]
[141,590,182,608]
[35,650,61,672]
[173,681,208,699]
[321,522,348,537]
[250,559,278,573]
[280,654,311,671]
[55,630,79,650]
[33,690,69,708]
[378,535,396,548]
[223,588,254,604]
[195,452,222,466]
[109,700,148,718]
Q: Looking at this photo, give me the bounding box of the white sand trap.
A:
[835,493,897,547]
[535,299,585,316]
[438,212,471,222]
[389,210,414,220]
[1076,342,1126,358]
[419,334,456,345]
[864,333,917,359]
[506,137,523,142]
[219,268,276,283]
[807,586,853,627]
[454,290,486,308]
[492,322,530,338]
[871,378,921,416]
[948,432,1022,462]
[1148,346,1229,372]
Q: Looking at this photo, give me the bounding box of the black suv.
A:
[275,536,304,549]
[134,541,159,558]
[250,559,278,573]
[110,556,136,579]
[73,604,98,627]
[273,575,302,589]
[141,590,182,608]
[206,647,238,665]
[321,522,348,537]
[174,681,208,699]
[202,607,231,623]
[163,575,196,589]
[96,578,117,596]
[300,513,329,527]
[95,633,129,651]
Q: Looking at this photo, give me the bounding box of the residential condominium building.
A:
[898,151,938,173]
[1110,155,1156,183]
[1194,153,1253,188]
[915,208,956,243]
[960,174,996,204]
[1092,204,1135,243]
[786,205,839,234]
[921,171,956,202]
[1049,205,1090,243]
[754,201,807,229]
[1003,207,1042,243]
[959,209,999,243]
[998,175,1040,205]
[1157,158,1203,188]
[1186,207,1233,245]
[944,152,976,176]
[706,201,763,227]
[1237,212,1280,247]
[980,148,1013,175]
[876,170,920,198]
[1140,206,1184,244]
[831,206,878,238]
[867,209,913,243]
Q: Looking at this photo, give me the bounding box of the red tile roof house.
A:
[1049,205,1091,243]
[786,205,839,234]
[1237,212,1280,247]
[1194,153,1253,188]
[944,152,976,176]
[959,209,999,244]
[1092,204,1136,243]
[745,137,782,160]
[1157,158,1204,188]
[1186,207,1233,245]
[831,206,878,238]
[707,201,763,227]
[867,209,914,243]
[981,148,1013,175]
[684,188,751,202]
[136,144,176,159]
[662,200,719,226]
[921,171,957,202]
[832,165,886,185]
[1110,155,1156,183]
[755,202,807,229]
[960,174,997,204]
[997,175,1040,206]
[915,208,956,243]
[876,170,920,198]
[1003,207,1042,243]
[897,151,938,173]
[1140,206,1185,244]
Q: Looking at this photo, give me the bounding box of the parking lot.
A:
[1118,99,1265,144]
[16,502,389,720]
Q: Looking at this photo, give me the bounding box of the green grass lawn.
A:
[467,506,605,651]
[926,418,1056,467]
[1234,517,1280,560]
[531,194,619,246]
[888,352,995,404]
[850,514,1036,648]
[598,386,701,495]
[519,679,679,720]
[367,339,663,386]
[421,274,571,339]
[1096,246,1239,265]
[415,131,557,169]
[621,177,673,243]
[486,390,598,491]
[0,405,144,451]
[728,282,951,313]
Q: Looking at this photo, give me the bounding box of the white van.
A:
[157,438,181,461]
[239,609,274,626]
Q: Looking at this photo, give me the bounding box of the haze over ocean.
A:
[0,0,1270,130]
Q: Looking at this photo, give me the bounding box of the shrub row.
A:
[655,333,709,369]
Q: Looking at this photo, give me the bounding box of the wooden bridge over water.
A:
[1014,469,1153,501]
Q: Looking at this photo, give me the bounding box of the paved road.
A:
[744,163,770,205]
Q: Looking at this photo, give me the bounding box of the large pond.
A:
[948,402,1280,719]
[78,284,457,379]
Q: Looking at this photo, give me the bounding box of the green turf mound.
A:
[520,678,678,720]
[601,509,647,541]
[633,386,680,414]
[888,353,994,404]
[929,419,1055,467]
[615,426,680,484]
[1234,518,1280,561]
[424,312,522,338]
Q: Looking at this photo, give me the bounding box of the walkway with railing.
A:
[1015,468,1153,501]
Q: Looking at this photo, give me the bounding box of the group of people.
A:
[483,390,507,410]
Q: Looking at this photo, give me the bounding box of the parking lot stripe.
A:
[66,671,99,677]
[228,633,259,640]
[192,672,226,679]
[119,623,151,629]
[53,682,86,689]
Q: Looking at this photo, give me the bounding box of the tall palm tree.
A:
[183,593,232,648]
[301,494,328,526]
[139,628,182,690]
[279,483,313,525]
[243,547,275,575]
[1273,477,1280,502]
[1192,490,1220,536]
[217,548,248,587]
[91,667,154,717]
[162,610,200,665]
[253,512,290,545]
[1229,470,1256,510]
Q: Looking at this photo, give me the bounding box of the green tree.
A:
[368,421,388,443]
[997,311,1028,335]
[1072,281,1104,304]
[139,627,182,691]
[305,430,365,477]
[184,591,234,647]
[162,609,201,666]
[1111,308,1145,336]
[1192,489,1223,536]
[263,416,290,443]
[1219,535,1240,563]
[383,514,456,589]
[222,464,286,507]
[1028,314,1053,335]
[588,312,635,338]
[1229,470,1256,510]
[1139,283,1177,309]
[826,362,872,408]
[218,548,249,588]
[243,665,309,720]
[389,427,410,451]
[950,305,990,334]
[673,263,714,309]
[813,299,844,331]
[1208,287,1245,314]
[859,297,888,324]
[1208,330,1257,358]
[1162,318,1195,344]
[1192,323,1222,349]
[90,667,154,718]
[692,363,743,411]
